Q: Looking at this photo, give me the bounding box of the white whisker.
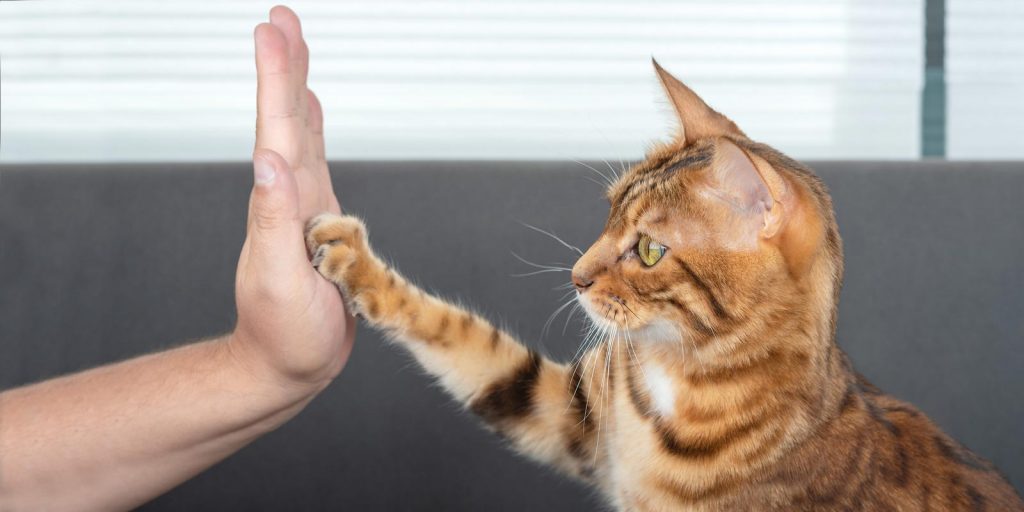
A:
[601,159,619,180]
[541,295,579,341]
[518,222,585,257]
[510,252,571,272]
[563,302,582,336]
[575,332,605,427]
[573,159,615,188]
[625,325,649,385]
[511,268,570,277]
[582,175,610,189]
[593,325,617,466]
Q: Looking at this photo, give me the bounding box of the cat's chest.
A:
[602,359,726,509]
[603,361,684,495]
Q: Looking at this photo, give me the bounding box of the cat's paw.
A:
[305,213,371,289]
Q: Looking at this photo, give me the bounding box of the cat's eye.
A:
[637,234,666,267]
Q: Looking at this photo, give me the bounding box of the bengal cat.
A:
[305,61,1023,511]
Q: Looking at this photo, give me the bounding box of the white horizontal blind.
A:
[947,0,1024,159]
[0,0,923,163]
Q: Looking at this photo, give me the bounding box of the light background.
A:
[946,0,1024,158]
[0,0,1020,162]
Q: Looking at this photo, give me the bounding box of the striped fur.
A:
[305,65,1022,510]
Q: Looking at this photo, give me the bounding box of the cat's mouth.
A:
[577,293,642,330]
[577,293,682,343]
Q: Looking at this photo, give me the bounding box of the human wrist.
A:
[222,329,332,406]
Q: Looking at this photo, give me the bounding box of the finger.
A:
[254,22,302,164]
[270,6,309,89]
[307,89,325,161]
[305,89,341,214]
[270,6,309,140]
[247,150,306,271]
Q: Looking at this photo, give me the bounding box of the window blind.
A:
[947,0,1024,159]
[0,0,923,163]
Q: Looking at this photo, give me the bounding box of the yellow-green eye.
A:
[637,234,665,266]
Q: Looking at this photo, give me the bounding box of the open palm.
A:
[232,6,354,388]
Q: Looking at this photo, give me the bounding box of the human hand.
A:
[229,5,355,394]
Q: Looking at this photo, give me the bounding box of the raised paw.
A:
[304,213,370,287]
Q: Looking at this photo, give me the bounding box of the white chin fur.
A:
[577,295,616,330]
[577,295,680,343]
[625,318,681,343]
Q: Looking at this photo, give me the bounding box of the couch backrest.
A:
[1,161,1021,509]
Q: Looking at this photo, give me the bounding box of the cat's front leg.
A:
[305,213,608,483]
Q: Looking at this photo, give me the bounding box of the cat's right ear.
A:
[652,59,745,145]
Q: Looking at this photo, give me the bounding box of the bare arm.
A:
[0,336,321,512]
[0,7,354,511]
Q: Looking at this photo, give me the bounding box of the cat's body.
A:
[306,62,1023,511]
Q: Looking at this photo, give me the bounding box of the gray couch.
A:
[1,161,1021,510]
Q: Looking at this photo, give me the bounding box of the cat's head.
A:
[573,60,843,352]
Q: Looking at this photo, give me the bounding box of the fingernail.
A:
[254,157,276,186]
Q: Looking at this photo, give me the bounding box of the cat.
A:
[304,61,1024,511]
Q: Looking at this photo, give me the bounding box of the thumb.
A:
[246,149,309,278]
[249,149,301,236]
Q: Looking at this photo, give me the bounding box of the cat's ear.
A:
[709,140,825,274]
[708,139,787,239]
[653,59,745,145]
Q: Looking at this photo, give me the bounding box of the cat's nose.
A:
[572,273,594,291]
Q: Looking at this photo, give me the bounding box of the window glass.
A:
[947,0,1024,159]
[1,0,924,162]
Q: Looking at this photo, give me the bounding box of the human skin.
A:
[0,6,353,511]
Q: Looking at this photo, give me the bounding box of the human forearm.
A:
[0,335,322,512]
